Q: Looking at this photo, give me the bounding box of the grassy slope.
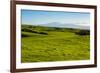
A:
[21,25,90,63]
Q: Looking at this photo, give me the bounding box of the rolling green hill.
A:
[21,25,90,63]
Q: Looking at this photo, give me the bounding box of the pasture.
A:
[21,25,90,63]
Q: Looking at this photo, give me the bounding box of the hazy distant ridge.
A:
[37,22,90,30]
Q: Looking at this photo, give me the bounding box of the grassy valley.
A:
[21,25,90,63]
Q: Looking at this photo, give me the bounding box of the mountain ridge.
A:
[37,22,90,30]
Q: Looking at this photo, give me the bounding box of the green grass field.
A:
[21,25,90,63]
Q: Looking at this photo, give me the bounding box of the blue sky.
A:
[21,10,90,26]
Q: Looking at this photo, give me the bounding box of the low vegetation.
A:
[21,25,90,63]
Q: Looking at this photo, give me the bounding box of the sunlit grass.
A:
[21,25,90,63]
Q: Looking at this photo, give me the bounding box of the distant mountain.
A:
[37,22,90,30]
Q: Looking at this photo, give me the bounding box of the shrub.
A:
[21,28,38,33]
[38,32,48,35]
[21,33,30,37]
[75,30,90,35]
